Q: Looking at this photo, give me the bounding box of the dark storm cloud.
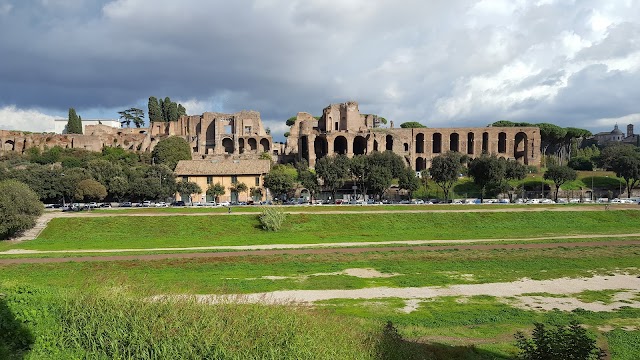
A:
[0,0,639,135]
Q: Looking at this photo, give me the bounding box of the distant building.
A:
[174,159,271,203]
[593,124,639,146]
[54,119,121,134]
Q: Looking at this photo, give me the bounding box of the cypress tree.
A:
[148,96,162,123]
[168,101,179,121]
[177,104,186,117]
[162,97,172,122]
[67,108,83,134]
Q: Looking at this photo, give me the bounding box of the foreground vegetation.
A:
[2,246,638,295]
[5,210,638,251]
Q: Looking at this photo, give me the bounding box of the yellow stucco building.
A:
[174,159,271,203]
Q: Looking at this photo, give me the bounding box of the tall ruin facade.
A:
[148,111,273,159]
[285,101,541,170]
[1,111,274,161]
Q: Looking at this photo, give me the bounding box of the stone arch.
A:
[222,138,234,154]
[238,138,245,154]
[314,137,328,159]
[467,132,475,155]
[450,133,459,152]
[248,138,257,151]
[300,135,309,161]
[3,140,15,151]
[514,132,528,164]
[415,133,425,153]
[415,157,426,171]
[206,122,216,153]
[403,143,409,152]
[353,136,367,155]
[260,138,270,152]
[386,135,393,151]
[432,133,442,153]
[498,132,507,153]
[482,132,489,153]
[334,136,347,155]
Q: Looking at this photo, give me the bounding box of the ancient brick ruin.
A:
[285,101,541,170]
[1,102,540,170]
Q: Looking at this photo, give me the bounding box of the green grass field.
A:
[2,208,640,359]
[4,209,639,252]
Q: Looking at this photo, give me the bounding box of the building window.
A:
[207,176,213,185]
[182,176,188,182]
[231,176,238,184]
[255,176,260,186]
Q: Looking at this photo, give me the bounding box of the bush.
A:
[258,207,285,231]
[0,180,43,240]
[514,321,605,360]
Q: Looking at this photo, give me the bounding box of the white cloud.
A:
[0,2,12,15]
[0,106,60,133]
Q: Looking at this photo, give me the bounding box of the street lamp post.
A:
[591,176,594,201]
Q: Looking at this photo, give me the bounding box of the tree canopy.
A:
[399,121,426,128]
[67,108,83,134]
[315,155,351,202]
[429,152,465,201]
[263,164,296,201]
[118,108,145,128]
[151,136,192,170]
[0,180,43,240]
[544,165,577,201]
[600,144,640,198]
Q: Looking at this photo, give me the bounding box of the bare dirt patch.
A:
[226,268,401,281]
[179,274,640,311]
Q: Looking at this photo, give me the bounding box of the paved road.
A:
[1,239,638,265]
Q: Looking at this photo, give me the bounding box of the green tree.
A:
[568,156,594,171]
[148,96,163,123]
[544,165,577,201]
[600,144,640,198]
[177,104,187,117]
[315,155,350,202]
[233,182,248,202]
[514,321,604,360]
[0,180,43,239]
[108,176,129,202]
[430,152,464,201]
[349,155,369,198]
[168,101,179,122]
[398,167,420,199]
[468,155,506,202]
[366,166,393,199]
[399,121,426,128]
[60,167,92,204]
[67,108,83,134]
[152,136,192,170]
[263,164,296,201]
[176,181,202,204]
[86,159,124,188]
[161,97,172,122]
[207,183,225,203]
[250,187,263,202]
[296,161,319,203]
[74,179,107,202]
[286,116,297,126]
[118,108,145,128]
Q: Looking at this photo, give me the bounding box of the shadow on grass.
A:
[0,295,33,359]
[376,321,509,360]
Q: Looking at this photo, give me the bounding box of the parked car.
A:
[155,202,168,207]
[99,203,112,208]
[171,201,186,207]
[142,201,153,207]
[87,202,99,208]
[120,202,132,207]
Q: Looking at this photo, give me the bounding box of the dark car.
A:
[171,201,186,207]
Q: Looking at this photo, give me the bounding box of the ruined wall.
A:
[1,110,274,162]
[286,101,541,170]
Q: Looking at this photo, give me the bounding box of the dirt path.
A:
[1,239,638,265]
[4,232,640,256]
[170,274,640,312]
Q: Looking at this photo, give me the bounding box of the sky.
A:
[1,0,639,142]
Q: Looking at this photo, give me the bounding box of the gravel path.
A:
[1,239,638,264]
[167,274,640,311]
